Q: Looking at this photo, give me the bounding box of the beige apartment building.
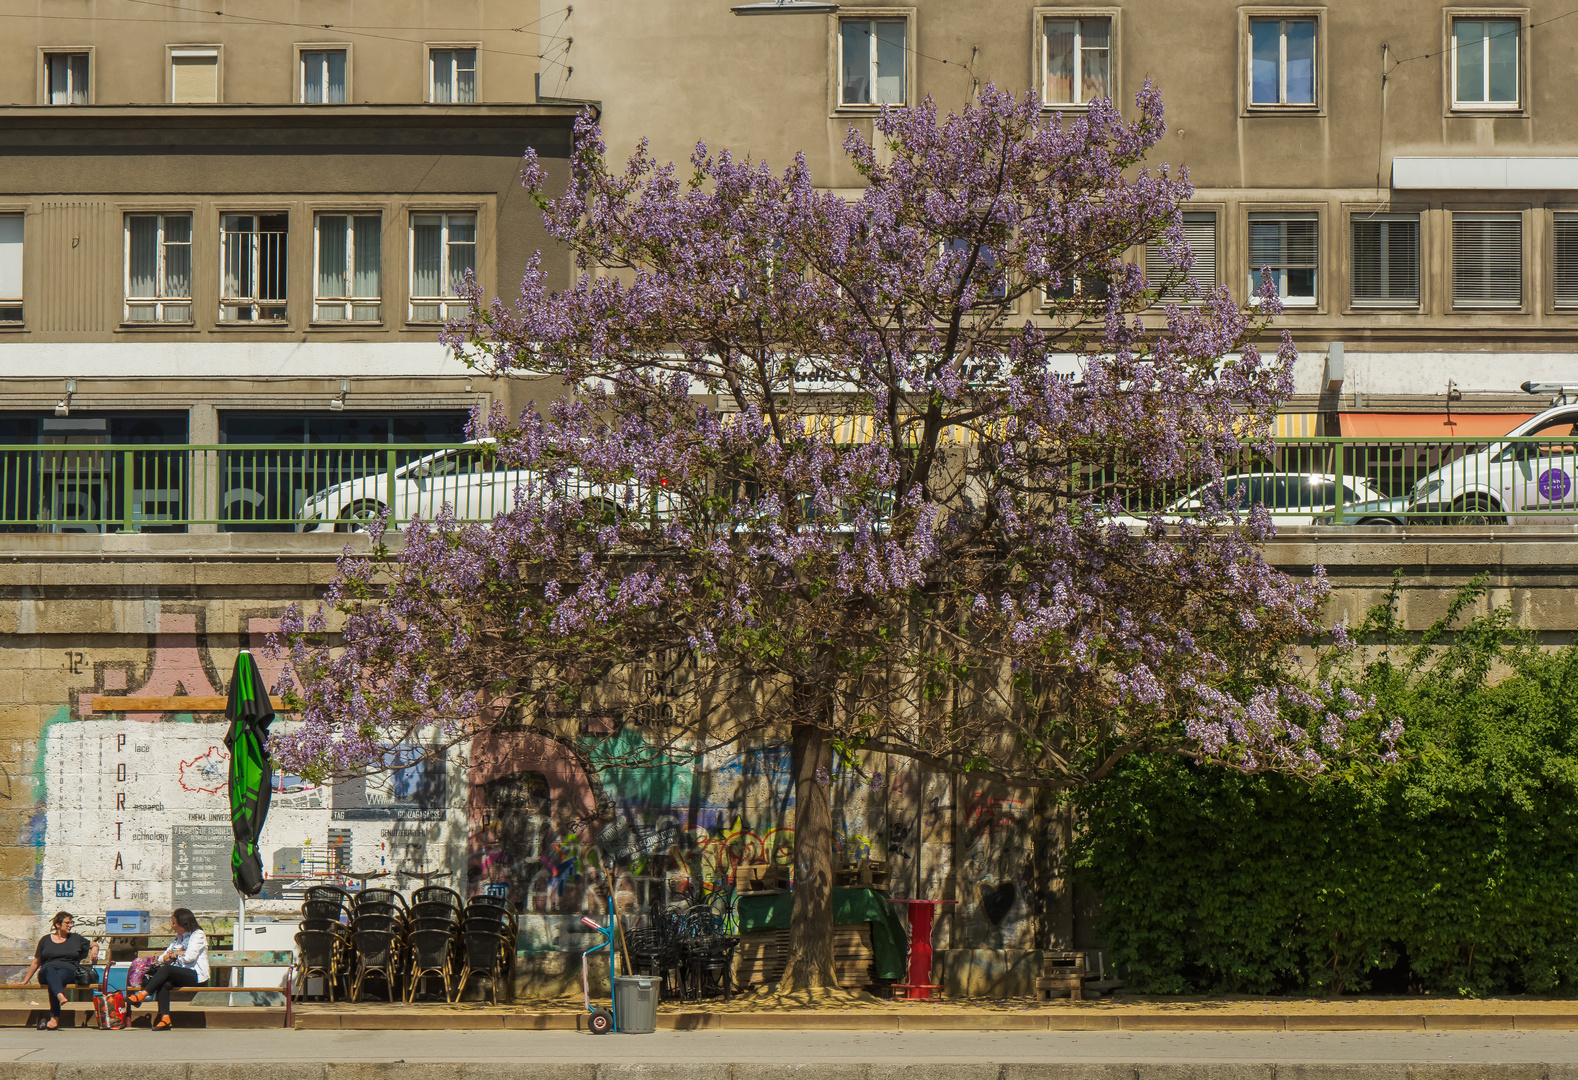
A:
[559,0,1578,437]
[0,0,579,528]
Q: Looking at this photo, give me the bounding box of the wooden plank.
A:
[92,696,293,713]
[210,951,293,966]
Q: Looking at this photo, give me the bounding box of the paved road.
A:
[2,1028,1577,1064]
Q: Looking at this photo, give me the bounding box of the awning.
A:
[1275,412,1319,438]
[1338,412,1535,438]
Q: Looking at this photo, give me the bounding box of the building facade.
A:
[0,0,579,530]
[558,0,1578,433]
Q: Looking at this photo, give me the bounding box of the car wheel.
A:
[1449,495,1505,526]
[1355,517,1400,526]
[334,500,387,533]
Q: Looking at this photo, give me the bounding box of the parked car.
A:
[297,440,663,532]
[1401,402,1578,524]
[1113,472,1388,528]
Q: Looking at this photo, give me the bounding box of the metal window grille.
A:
[220,213,288,322]
[430,48,476,103]
[1145,211,1216,301]
[1452,212,1521,308]
[1043,18,1110,106]
[839,19,906,106]
[314,214,381,322]
[1452,19,1519,107]
[409,212,476,322]
[0,213,20,322]
[1555,214,1578,309]
[1248,19,1316,106]
[45,53,88,105]
[1248,213,1318,303]
[125,214,193,323]
[302,50,347,104]
[1350,216,1420,306]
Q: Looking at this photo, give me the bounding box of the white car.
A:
[1113,472,1387,528]
[297,440,662,533]
[1407,401,1578,524]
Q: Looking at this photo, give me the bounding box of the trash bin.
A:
[612,975,657,1034]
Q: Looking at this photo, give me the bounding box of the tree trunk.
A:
[779,721,836,990]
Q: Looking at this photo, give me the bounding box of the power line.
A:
[1384,5,1578,75]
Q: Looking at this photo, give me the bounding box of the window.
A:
[1452,212,1521,308]
[1554,214,1578,309]
[839,19,906,106]
[301,49,347,104]
[1452,18,1519,108]
[125,214,192,323]
[409,212,475,321]
[1145,211,1217,301]
[1351,215,1420,307]
[944,239,1007,300]
[220,213,288,322]
[44,53,88,105]
[430,48,475,103]
[315,214,381,322]
[1248,213,1318,305]
[1249,18,1316,106]
[1043,17,1111,106]
[0,214,21,323]
[170,48,219,103]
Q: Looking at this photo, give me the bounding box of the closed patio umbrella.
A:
[224,649,274,897]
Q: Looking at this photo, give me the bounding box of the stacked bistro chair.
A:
[295,885,354,1002]
[455,894,519,1005]
[676,905,737,1002]
[405,888,464,1002]
[349,887,409,1002]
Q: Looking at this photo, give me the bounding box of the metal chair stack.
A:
[455,894,518,1005]
[294,885,353,1002]
[349,887,408,1002]
[676,905,737,1001]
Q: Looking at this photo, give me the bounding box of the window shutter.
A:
[0,214,21,301]
[1146,212,1215,300]
[1351,217,1419,305]
[1452,213,1521,307]
[1555,214,1578,308]
[171,52,218,103]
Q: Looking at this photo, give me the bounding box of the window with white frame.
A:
[1043,17,1111,106]
[301,49,347,104]
[1248,18,1316,106]
[839,19,906,106]
[1145,211,1217,302]
[1351,215,1420,307]
[1452,18,1520,108]
[1452,212,1521,308]
[220,213,288,322]
[409,212,475,321]
[1248,212,1318,305]
[44,53,89,105]
[1554,214,1578,309]
[430,48,476,103]
[125,214,192,323]
[0,214,21,323]
[315,214,381,322]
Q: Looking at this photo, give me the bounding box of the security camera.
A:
[54,399,68,417]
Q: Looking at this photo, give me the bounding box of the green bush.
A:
[1074,575,1578,996]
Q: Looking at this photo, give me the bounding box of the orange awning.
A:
[1338,412,1535,438]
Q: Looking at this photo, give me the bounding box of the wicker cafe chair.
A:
[350,928,405,1002]
[405,926,458,1002]
[413,886,464,911]
[350,910,404,936]
[454,927,512,1005]
[305,885,354,906]
[410,901,462,924]
[301,897,348,923]
[356,888,409,913]
[295,926,350,1003]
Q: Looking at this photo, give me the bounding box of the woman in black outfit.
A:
[11,912,99,1029]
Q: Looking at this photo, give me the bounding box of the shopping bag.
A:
[92,989,128,1030]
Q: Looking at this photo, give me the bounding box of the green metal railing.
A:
[0,436,1574,534]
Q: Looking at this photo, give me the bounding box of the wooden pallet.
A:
[1036,974,1084,1001]
[735,924,875,988]
[834,859,890,891]
[734,863,792,892]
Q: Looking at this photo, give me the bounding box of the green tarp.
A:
[736,888,909,980]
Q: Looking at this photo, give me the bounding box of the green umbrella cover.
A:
[224,649,275,897]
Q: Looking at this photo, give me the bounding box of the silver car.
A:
[1114,472,1387,528]
[298,440,660,533]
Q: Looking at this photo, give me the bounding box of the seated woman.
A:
[129,909,207,1030]
[11,911,99,1030]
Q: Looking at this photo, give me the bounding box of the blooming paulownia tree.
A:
[274,85,1392,991]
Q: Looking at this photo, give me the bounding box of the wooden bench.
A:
[0,951,294,1027]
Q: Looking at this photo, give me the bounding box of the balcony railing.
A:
[0,437,1574,534]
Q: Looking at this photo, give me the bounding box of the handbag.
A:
[74,963,98,986]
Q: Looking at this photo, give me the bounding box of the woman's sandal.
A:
[127,990,147,1008]
[42,1017,57,1031]
[153,1015,172,1031]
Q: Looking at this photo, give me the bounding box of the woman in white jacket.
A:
[130,908,208,1029]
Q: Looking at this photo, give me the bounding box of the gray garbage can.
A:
[612,975,657,1034]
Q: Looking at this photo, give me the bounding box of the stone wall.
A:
[0,528,1573,996]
